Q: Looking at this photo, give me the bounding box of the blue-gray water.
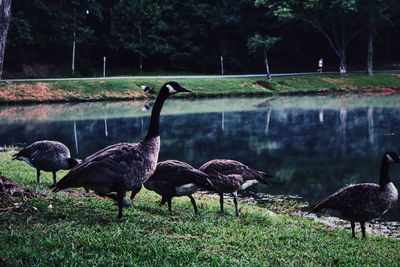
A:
[1,94,400,221]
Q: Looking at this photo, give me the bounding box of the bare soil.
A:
[0,175,36,214]
[0,82,148,103]
[0,83,81,102]
[253,80,276,90]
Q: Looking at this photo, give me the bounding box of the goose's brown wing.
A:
[200,159,260,177]
[200,159,240,174]
[311,183,383,215]
[150,160,216,191]
[13,141,70,170]
[54,143,145,192]
[200,159,271,184]
[84,143,123,162]
[13,140,68,159]
[200,163,243,193]
[206,174,243,193]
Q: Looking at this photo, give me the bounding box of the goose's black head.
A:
[67,158,82,168]
[160,81,191,96]
[384,151,400,164]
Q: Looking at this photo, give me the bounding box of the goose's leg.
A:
[167,198,172,215]
[97,192,119,201]
[36,169,41,183]
[116,191,126,219]
[232,191,239,217]
[51,172,57,187]
[130,185,142,201]
[219,193,224,215]
[188,195,198,214]
[97,192,130,207]
[160,196,167,206]
[350,221,356,239]
[360,222,367,239]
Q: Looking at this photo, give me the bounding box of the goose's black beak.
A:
[179,85,192,93]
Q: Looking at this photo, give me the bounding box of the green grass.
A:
[1,153,400,266]
[1,73,400,103]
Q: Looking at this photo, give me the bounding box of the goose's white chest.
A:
[175,183,199,196]
[240,179,259,190]
[382,182,398,204]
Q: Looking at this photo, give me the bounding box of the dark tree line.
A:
[1,0,400,78]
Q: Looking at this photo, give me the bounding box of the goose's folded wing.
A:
[54,143,144,190]
[84,143,127,162]
[150,161,218,192]
[200,159,240,174]
[311,183,379,212]
[12,143,42,159]
[206,173,243,192]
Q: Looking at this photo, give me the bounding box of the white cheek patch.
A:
[386,154,394,163]
[166,84,177,94]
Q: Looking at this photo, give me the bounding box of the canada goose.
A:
[310,151,400,239]
[12,140,80,187]
[141,85,156,94]
[199,159,273,216]
[141,100,155,112]
[131,160,218,214]
[53,81,191,218]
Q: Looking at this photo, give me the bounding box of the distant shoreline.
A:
[1,73,400,104]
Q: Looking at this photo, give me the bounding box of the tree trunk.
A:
[264,47,271,80]
[367,26,373,75]
[0,0,12,79]
[138,25,143,72]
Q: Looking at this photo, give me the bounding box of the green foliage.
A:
[247,34,280,53]
[109,0,161,57]
[4,0,400,76]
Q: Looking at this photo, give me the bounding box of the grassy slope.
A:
[1,73,400,103]
[1,153,400,266]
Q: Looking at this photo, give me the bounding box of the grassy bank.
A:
[1,73,400,103]
[1,153,400,266]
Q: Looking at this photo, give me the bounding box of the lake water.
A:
[1,93,400,221]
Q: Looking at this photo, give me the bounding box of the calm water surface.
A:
[1,94,400,221]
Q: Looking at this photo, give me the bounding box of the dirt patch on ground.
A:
[253,80,275,90]
[103,92,148,99]
[0,175,36,214]
[0,82,149,103]
[0,82,83,102]
[337,86,400,94]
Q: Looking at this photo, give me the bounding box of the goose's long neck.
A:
[379,156,391,189]
[145,89,168,140]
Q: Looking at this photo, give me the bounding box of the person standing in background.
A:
[317,58,323,73]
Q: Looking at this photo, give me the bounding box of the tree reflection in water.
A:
[1,94,400,220]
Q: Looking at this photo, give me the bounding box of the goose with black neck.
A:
[52,81,191,219]
[310,151,400,239]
